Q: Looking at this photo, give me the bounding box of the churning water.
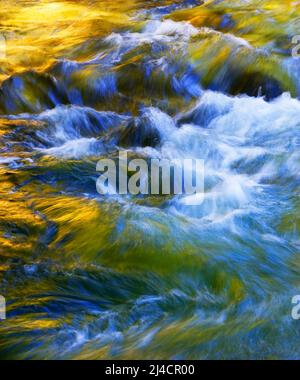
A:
[0,0,300,359]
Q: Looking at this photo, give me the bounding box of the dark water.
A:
[0,0,300,359]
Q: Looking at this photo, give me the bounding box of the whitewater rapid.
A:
[1,2,300,359]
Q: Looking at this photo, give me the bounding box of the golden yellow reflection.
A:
[0,0,140,81]
[169,0,300,48]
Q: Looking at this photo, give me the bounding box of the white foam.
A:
[39,138,102,159]
[143,19,198,38]
[164,91,300,220]
[104,19,198,63]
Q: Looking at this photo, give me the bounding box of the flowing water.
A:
[0,0,300,359]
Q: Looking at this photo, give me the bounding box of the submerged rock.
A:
[0,71,68,115]
[118,116,161,148]
[116,107,175,148]
[188,30,296,99]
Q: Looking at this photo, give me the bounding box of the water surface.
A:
[0,0,300,359]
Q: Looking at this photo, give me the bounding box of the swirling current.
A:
[0,0,300,359]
